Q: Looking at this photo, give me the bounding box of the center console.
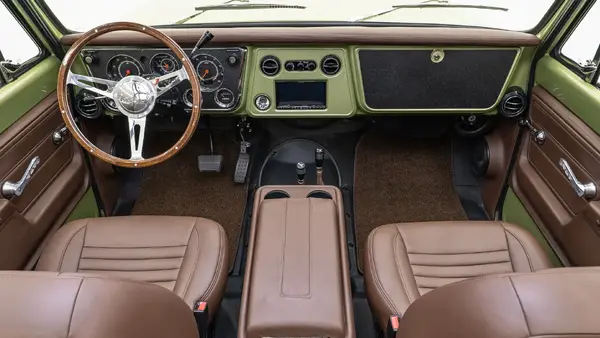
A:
[239,185,355,338]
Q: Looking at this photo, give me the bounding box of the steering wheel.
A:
[57,22,202,168]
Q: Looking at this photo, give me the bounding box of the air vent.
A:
[321,55,341,75]
[75,92,101,119]
[499,87,527,119]
[260,56,280,76]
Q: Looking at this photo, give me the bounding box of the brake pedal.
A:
[198,155,223,172]
[198,129,222,172]
[234,141,250,183]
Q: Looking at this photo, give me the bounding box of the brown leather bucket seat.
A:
[0,271,200,338]
[35,216,229,320]
[397,268,600,338]
[364,221,552,329]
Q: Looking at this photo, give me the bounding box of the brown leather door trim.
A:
[0,92,89,269]
[512,86,600,266]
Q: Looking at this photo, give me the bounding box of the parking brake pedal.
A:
[234,141,250,183]
[198,131,223,172]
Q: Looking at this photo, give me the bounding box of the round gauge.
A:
[192,54,224,92]
[214,88,235,109]
[149,53,179,75]
[182,88,194,108]
[106,54,143,80]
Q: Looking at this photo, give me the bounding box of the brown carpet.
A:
[354,132,467,271]
[132,132,247,268]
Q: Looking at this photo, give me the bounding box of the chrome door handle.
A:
[1,156,40,199]
[558,158,597,199]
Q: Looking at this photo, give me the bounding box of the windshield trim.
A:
[36,0,565,36]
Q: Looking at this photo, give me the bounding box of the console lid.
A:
[239,186,354,338]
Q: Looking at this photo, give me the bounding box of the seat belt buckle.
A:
[193,301,209,333]
[386,314,401,338]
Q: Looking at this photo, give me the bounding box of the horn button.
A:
[112,76,157,118]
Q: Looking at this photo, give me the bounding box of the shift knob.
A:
[296,162,306,184]
[315,148,324,168]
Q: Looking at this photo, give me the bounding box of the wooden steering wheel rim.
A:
[57,22,202,168]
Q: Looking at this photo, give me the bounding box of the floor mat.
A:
[354,132,467,271]
[132,132,246,268]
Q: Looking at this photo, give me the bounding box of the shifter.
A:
[296,162,306,185]
[315,148,324,185]
[191,31,214,57]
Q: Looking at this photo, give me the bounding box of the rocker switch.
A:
[296,162,306,185]
[315,148,324,185]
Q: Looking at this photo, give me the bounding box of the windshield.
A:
[43,0,559,33]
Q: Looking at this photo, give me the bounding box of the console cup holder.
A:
[263,190,291,199]
[306,190,333,199]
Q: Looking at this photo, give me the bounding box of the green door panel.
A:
[502,188,562,267]
[0,55,60,132]
[536,55,600,132]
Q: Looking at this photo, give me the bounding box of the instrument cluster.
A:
[82,47,246,113]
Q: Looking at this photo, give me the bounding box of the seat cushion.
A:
[0,271,199,338]
[36,216,228,318]
[364,221,552,329]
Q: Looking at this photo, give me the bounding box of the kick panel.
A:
[357,48,519,111]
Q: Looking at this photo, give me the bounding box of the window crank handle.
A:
[1,156,40,199]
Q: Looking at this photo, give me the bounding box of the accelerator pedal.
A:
[234,141,250,183]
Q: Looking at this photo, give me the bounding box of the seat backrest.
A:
[0,271,199,338]
[398,268,600,338]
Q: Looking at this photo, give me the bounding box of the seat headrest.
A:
[399,268,600,338]
[0,271,199,338]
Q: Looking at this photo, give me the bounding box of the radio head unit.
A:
[275,81,326,110]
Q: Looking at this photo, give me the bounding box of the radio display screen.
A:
[275,81,327,110]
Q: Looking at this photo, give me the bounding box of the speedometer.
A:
[149,53,179,75]
[106,54,143,80]
[192,54,224,92]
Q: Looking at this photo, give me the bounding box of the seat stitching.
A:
[367,227,400,315]
[180,218,201,299]
[503,224,535,272]
[75,226,87,272]
[394,226,415,304]
[199,222,226,301]
[65,279,84,337]
[501,223,516,272]
[508,276,532,336]
[56,221,89,271]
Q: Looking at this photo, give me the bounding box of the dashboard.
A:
[70,26,538,119]
[82,47,246,113]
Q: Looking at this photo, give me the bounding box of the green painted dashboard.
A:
[81,45,534,118]
[239,45,530,118]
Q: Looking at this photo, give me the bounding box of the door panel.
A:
[511,57,600,266]
[0,65,88,270]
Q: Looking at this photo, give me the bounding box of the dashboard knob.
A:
[285,62,294,71]
[255,94,271,111]
[83,54,96,64]
[227,55,238,66]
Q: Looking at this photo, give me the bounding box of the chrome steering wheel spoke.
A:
[67,71,117,99]
[153,68,188,97]
[128,116,147,161]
